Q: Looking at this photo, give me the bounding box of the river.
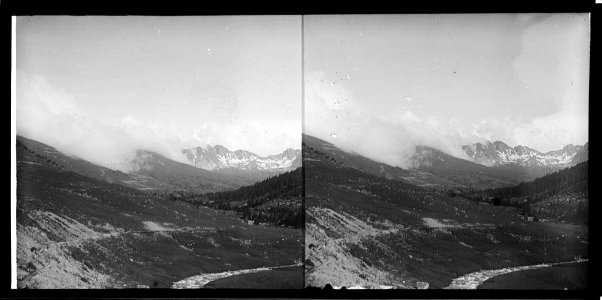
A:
[444,258,588,289]
[171,263,302,289]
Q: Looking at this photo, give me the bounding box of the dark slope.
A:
[303,134,532,189]
[485,161,588,200]
[479,161,588,223]
[303,134,411,178]
[17,135,266,193]
[571,142,588,164]
[409,146,532,189]
[304,142,587,289]
[16,145,302,288]
[303,134,460,188]
[181,168,303,228]
[129,149,260,193]
[16,136,177,191]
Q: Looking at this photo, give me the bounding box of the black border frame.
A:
[5,0,599,298]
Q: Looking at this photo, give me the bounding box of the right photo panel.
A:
[303,14,589,289]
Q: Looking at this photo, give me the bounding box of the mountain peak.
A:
[462,140,587,168]
[213,144,230,154]
[493,140,509,149]
[561,144,578,152]
[182,145,300,172]
[233,149,253,155]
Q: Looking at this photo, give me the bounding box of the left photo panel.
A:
[15,16,303,289]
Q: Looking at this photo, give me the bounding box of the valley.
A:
[303,134,588,289]
[16,136,303,289]
[14,133,589,289]
[15,12,589,293]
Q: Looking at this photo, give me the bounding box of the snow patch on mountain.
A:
[182,145,301,171]
[462,141,587,168]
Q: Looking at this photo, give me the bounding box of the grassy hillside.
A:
[16,144,302,288]
[302,134,533,190]
[304,147,587,289]
[179,168,303,228]
[17,136,272,194]
[478,161,588,223]
[410,146,533,189]
[129,149,256,193]
[16,136,178,191]
[485,161,588,200]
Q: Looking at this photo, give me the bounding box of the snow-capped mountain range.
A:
[182,145,301,171]
[462,141,588,168]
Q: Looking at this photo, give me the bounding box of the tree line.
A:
[455,161,588,222]
[177,167,303,228]
[483,161,587,204]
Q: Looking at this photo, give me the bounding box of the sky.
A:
[16,16,302,171]
[304,14,590,168]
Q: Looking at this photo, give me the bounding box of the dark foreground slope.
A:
[304,140,588,289]
[16,144,302,288]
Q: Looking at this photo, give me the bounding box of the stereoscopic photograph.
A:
[303,14,589,289]
[12,13,590,292]
[15,16,303,289]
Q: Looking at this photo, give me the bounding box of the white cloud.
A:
[191,120,300,155]
[304,70,473,168]
[464,112,588,152]
[303,15,588,168]
[16,74,190,171]
[16,72,300,172]
[305,65,588,169]
[512,113,588,151]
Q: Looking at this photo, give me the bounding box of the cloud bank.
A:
[16,72,300,172]
[304,71,474,169]
[304,69,588,169]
